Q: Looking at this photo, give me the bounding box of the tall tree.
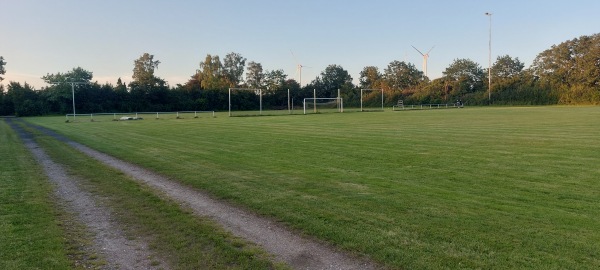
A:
[197,54,228,90]
[382,61,424,91]
[0,56,6,82]
[129,53,168,111]
[531,33,600,103]
[40,67,94,114]
[132,53,163,86]
[0,84,6,115]
[492,55,524,80]
[42,67,93,84]
[309,64,354,97]
[359,66,382,89]
[113,78,129,111]
[245,61,264,89]
[223,52,246,87]
[263,69,287,93]
[443,58,485,93]
[5,82,39,116]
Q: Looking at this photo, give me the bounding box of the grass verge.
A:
[0,120,72,269]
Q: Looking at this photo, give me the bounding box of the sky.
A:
[2,0,599,89]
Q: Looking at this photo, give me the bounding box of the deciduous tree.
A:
[492,55,524,80]
[309,64,353,98]
[382,61,424,91]
[443,58,485,94]
[132,53,163,86]
[530,33,600,103]
[263,69,287,93]
[359,66,382,89]
[5,82,40,116]
[223,52,246,87]
[245,61,264,89]
[42,67,93,84]
[197,54,228,90]
[0,56,6,82]
[531,34,600,87]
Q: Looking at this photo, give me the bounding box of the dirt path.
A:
[7,119,165,270]
[24,120,380,270]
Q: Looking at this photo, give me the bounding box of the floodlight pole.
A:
[485,12,492,103]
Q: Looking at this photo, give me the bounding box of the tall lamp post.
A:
[51,78,88,121]
[485,12,492,103]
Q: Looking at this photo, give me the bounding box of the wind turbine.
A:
[290,50,309,86]
[411,45,435,78]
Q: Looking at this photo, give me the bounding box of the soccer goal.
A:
[360,88,384,112]
[229,88,263,117]
[65,113,94,122]
[303,98,343,114]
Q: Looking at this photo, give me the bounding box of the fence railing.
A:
[392,102,464,111]
[65,111,215,121]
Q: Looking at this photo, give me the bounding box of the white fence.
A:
[65,111,215,122]
[392,101,464,111]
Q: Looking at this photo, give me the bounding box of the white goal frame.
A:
[302,98,343,115]
[228,88,263,117]
[360,88,384,112]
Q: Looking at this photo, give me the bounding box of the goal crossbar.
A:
[228,88,263,117]
[360,88,384,112]
[302,98,343,114]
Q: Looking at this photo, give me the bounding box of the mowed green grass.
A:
[0,120,71,269]
[27,107,600,269]
[22,121,284,269]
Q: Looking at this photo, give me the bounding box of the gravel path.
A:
[23,120,380,270]
[7,119,165,270]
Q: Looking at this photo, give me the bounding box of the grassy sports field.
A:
[27,106,600,269]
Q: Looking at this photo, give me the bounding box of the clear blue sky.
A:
[2,0,599,88]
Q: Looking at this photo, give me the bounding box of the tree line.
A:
[1,33,599,116]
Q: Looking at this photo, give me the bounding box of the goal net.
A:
[229,88,263,117]
[360,89,384,112]
[303,98,343,114]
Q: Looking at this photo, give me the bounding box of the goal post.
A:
[229,88,263,117]
[302,98,343,115]
[360,88,384,112]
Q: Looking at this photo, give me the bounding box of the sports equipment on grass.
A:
[303,98,343,114]
[360,89,384,112]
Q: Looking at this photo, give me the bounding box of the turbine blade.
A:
[411,45,425,56]
[426,46,435,55]
[290,50,299,65]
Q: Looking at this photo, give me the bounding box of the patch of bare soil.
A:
[24,120,381,270]
[7,119,165,270]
